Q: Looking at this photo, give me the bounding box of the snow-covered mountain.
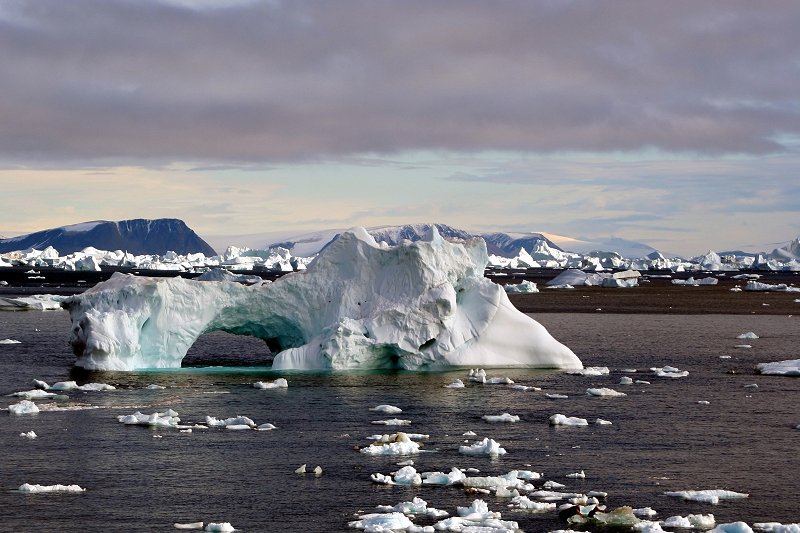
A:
[481,232,563,257]
[0,219,217,256]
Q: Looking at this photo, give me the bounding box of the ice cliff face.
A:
[63,227,582,371]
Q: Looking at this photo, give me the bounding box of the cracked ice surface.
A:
[64,227,582,371]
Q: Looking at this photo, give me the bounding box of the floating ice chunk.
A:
[619,376,634,385]
[146,384,166,389]
[709,523,755,533]
[445,379,465,388]
[253,378,288,389]
[396,459,414,466]
[77,383,116,391]
[0,338,21,344]
[225,424,252,430]
[566,470,585,479]
[633,507,658,518]
[371,418,411,426]
[672,277,718,286]
[664,489,749,504]
[542,480,566,489]
[744,384,758,389]
[756,360,800,376]
[463,430,477,436]
[754,523,800,532]
[18,483,86,493]
[651,366,689,378]
[12,389,60,399]
[482,413,520,423]
[636,380,651,385]
[20,430,37,439]
[118,409,180,427]
[469,368,487,383]
[370,404,403,414]
[204,523,235,532]
[348,512,414,531]
[586,387,626,397]
[567,367,609,376]
[662,514,716,529]
[205,416,255,428]
[745,281,800,292]
[295,464,306,474]
[547,393,569,399]
[735,344,752,349]
[376,496,448,518]
[737,332,759,340]
[33,379,50,389]
[698,400,710,405]
[510,384,540,391]
[256,423,277,431]
[635,520,668,532]
[486,376,515,384]
[550,414,589,426]
[174,522,204,530]
[504,280,539,293]
[8,400,39,415]
[48,381,79,391]
[595,418,612,425]
[510,495,556,512]
[313,466,322,476]
[459,437,507,456]
[360,432,421,456]
[388,466,422,485]
[370,433,428,442]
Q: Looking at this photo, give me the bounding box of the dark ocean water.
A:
[1,310,798,532]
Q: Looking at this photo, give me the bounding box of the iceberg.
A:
[755,360,800,376]
[63,228,582,371]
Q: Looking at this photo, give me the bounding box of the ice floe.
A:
[0,338,22,344]
[672,277,718,286]
[118,409,181,427]
[745,281,800,292]
[662,514,716,529]
[651,366,689,378]
[360,432,421,456]
[371,418,411,426]
[709,522,755,533]
[421,467,467,486]
[375,497,448,518]
[64,228,583,371]
[371,465,422,486]
[503,280,539,293]
[370,404,403,414]
[8,400,39,415]
[755,360,800,376]
[18,483,86,493]
[737,332,760,340]
[586,387,627,397]
[549,414,589,426]
[252,378,288,389]
[174,522,205,530]
[19,430,37,439]
[567,366,610,376]
[754,523,800,532]
[482,413,520,423]
[459,437,507,456]
[204,523,235,532]
[664,489,749,504]
[444,379,465,388]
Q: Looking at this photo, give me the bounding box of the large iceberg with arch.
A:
[63,227,582,371]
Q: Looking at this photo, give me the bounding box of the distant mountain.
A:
[0,218,217,256]
[481,232,563,257]
[536,232,660,258]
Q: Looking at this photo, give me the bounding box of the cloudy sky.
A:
[1,0,798,255]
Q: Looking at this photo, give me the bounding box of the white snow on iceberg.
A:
[63,228,582,372]
[755,360,800,376]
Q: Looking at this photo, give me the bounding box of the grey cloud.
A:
[1,0,799,164]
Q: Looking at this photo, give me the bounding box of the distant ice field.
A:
[1,311,798,531]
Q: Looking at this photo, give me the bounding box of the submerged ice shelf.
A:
[63,227,582,372]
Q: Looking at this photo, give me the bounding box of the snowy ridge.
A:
[63,227,582,372]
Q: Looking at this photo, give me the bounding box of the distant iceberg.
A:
[63,227,582,372]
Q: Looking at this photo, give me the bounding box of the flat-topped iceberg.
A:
[63,227,582,371]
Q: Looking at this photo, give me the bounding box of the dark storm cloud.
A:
[1,0,799,163]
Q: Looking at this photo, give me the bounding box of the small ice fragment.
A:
[636,380,651,385]
[20,431,37,439]
[8,400,39,415]
[462,430,477,436]
[370,418,411,426]
[204,523,235,532]
[566,470,585,479]
[620,368,638,373]
[174,522,204,530]
[755,360,800,376]
[664,489,749,504]
[295,464,306,474]
[737,332,759,340]
[225,424,252,430]
[469,368,487,383]
[180,429,192,433]
[253,378,288,389]
[486,376,514,384]
[566,367,609,376]
[744,384,759,389]
[542,480,566,489]
[549,414,589,426]
[651,366,689,378]
[698,401,710,405]
[18,483,86,493]
[595,419,612,425]
[720,355,732,359]
[482,413,520,423]
[396,459,414,467]
[619,376,634,385]
[33,379,50,389]
[48,381,79,391]
[369,404,402,414]
[753,522,800,532]
[708,522,755,533]
[348,512,414,531]
[735,345,752,349]
[586,387,626,397]
[633,507,658,517]
[459,437,507,456]
[12,389,60,399]
[0,339,21,344]
[360,432,421,456]
[313,465,322,476]
[547,393,569,399]
[256,423,277,431]
[146,384,166,390]
[445,379,465,388]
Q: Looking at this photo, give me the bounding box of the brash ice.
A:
[63,227,582,371]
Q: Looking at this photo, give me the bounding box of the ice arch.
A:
[63,227,582,371]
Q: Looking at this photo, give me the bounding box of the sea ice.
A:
[633,507,658,518]
[64,228,583,371]
[664,489,749,504]
[737,332,759,340]
[619,376,634,385]
[509,496,557,512]
[567,367,609,376]
[662,514,716,529]
[549,414,589,426]
[360,433,421,456]
[173,522,205,530]
[755,360,800,376]
[754,523,800,532]
[503,280,539,293]
[482,413,520,423]
[735,344,752,349]
[12,389,61,399]
[206,416,256,428]
[118,409,180,427]
[370,404,403,414]
[672,277,718,286]
[371,418,411,426]
[547,393,569,399]
[146,384,166,389]
[371,465,422,486]
[586,387,627,397]
[0,338,22,344]
[566,470,585,479]
[8,400,39,415]
[252,378,288,389]
[256,423,276,431]
[204,523,235,532]
[348,512,415,532]
[444,379,465,388]
[595,419,612,425]
[459,438,507,456]
[709,523,755,533]
[651,366,689,378]
[18,483,86,493]
[745,281,800,292]
[19,430,37,439]
[48,381,116,391]
[375,497,448,518]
